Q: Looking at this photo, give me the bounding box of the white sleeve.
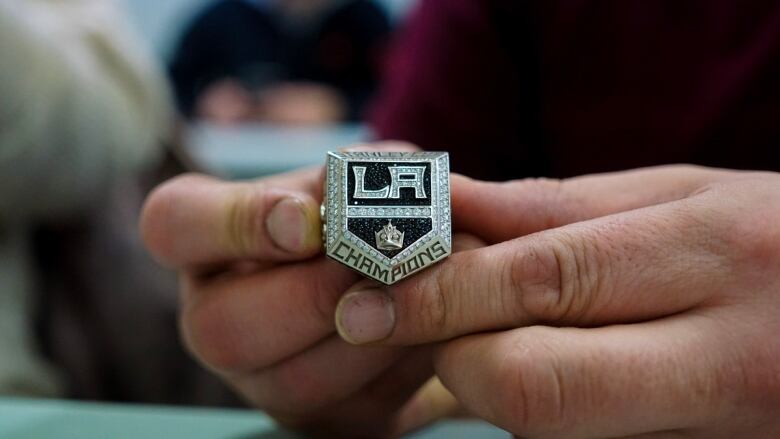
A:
[0,0,173,220]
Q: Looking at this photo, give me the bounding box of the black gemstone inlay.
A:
[347,162,432,207]
[348,218,432,257]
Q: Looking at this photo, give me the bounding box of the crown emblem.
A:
[324,151,452,285]
[375,220,404,250]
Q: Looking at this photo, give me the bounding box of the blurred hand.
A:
[195,80,345,126]
[335,165,780,438]
[196,79,255,126]
[140,142,476,437]
[258,82,347,126]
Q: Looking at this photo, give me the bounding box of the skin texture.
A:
[141,152,780,438]
[141,143,464,437]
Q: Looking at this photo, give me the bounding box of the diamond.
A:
[324,151,451,285]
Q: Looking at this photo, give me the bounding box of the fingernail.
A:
[266,197,312,253]
[336,289,395,344]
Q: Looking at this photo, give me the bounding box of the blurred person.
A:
[169,0,391,125]
[141,1,780,438]
[0,0,170,396]
[371,1,780,180]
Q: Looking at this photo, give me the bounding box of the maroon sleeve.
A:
[372,1,780,178]
[369,0,535,180]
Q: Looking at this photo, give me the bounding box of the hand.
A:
[334,165,780,438]
[258,82,347,125]
[195,80,346,126]
[195,79,256,125]
[140,143,477,437]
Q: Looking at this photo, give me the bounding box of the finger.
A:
[335,194,733,345]
[434,316,734,438]
[180,258,358,373]
[392,376,462,436]
[268,347,434,438]
[451,164,737,243]
[142,142,420,268]
[141,170,323,268]
[450,232,487,253]
[335,233,486,345]
[232,335,405,414]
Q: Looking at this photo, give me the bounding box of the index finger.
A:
[141,142,421,269]
[141,167,323,269]
[337,195,731,345]
[334,166,744,345]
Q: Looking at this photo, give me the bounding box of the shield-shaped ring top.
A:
[322,151,451,285]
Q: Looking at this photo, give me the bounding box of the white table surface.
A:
[0,397,509,439]
[185,123,370,179]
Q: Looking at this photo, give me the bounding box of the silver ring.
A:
[322,151,452,285]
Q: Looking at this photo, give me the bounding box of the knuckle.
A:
[506,177,582,228]
[396,254,464,343]
[492,328,571,434]
[513,233,600,324]
[395,268,450,339]
[508,239,561,322]
[406,255,466,339]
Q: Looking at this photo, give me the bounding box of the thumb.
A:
[334,188,730,346]
[334,233,484,346]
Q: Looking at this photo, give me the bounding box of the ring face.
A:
[323,151,451,285]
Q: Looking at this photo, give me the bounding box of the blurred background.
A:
[128,0,418,178]
[123,0,415,58]
[0,0,418,411]
[2,0,777,428]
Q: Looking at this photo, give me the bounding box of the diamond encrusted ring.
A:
[321,151,452,285]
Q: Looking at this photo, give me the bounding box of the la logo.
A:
[353,166,427,199]
[323,151,451,285]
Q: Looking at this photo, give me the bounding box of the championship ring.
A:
[322,151,451,285]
